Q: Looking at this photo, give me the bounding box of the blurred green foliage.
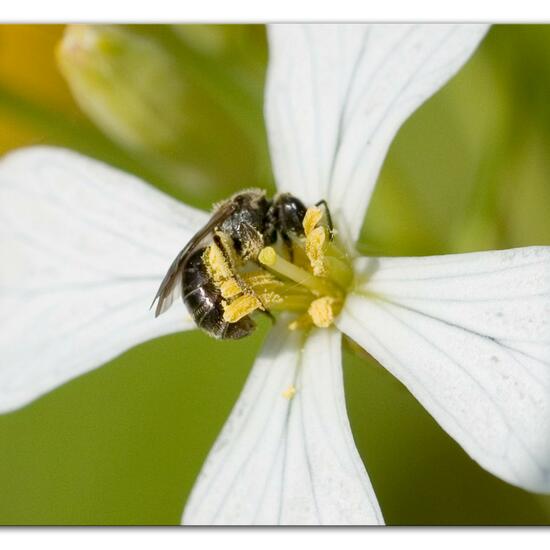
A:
[0,24,549,525]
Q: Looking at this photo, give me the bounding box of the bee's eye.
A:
[278,196,307,234]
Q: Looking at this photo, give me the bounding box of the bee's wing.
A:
[152,201,237,317]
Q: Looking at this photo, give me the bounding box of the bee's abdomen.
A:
[182,248,255,340]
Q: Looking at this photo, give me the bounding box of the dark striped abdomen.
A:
[182,248,255,340]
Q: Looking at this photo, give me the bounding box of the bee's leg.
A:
[263,210,278,247]
[314,199,334,240]
[212,233,241,275]
[281,232,294,262]
[213,232,271,313]
[213,233,246,289]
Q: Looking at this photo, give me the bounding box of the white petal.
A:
[0,147,208,412]
[183,323,383,525]
[337,247,550,492]
[265,24,488,243]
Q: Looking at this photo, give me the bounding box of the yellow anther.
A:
[282,385,297,400]
[306,226,328,277]
[223,294,262,322]
[219,278,242,299]
[258,246,277,266]
[308,296,340,328]
[303,206,323,236]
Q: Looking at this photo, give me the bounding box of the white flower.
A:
[1,24,549,525]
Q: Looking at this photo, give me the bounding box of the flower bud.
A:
[57,25,189,155]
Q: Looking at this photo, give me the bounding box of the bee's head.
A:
[272,193,307,236]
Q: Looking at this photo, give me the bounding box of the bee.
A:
[151,189,311,340]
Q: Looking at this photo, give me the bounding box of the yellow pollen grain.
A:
[308,296,338,328]
[223,294,262,322]
[303,206,323,235]
[259,291,283,306]
[282,385,297,400]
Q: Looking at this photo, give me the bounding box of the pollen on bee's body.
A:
[204,237,233,282]
[207,203,353,332]
[155,191,352,340]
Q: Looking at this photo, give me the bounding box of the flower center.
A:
[204,206,353,331]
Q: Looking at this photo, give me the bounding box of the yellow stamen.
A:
[288,313,313,331]
[266,295,309,311]
[308,296,340,328]
[257,246,278,266]
[324,256,354,289]
[242,271,284,291]
[306,226,328,276]
[282,385,297,400]
[303,206,323,235]
[202,201,352,335]
[223,294,262,322]
[258,291,283,306]
[258,246,337,297]
[302,206,353,287]
[219,278,242,299]
[288,240,310,269]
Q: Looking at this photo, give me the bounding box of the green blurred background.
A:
[0,24,549,525]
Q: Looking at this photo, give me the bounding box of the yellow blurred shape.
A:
[0,24,76,109]
[0,25,81,154]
